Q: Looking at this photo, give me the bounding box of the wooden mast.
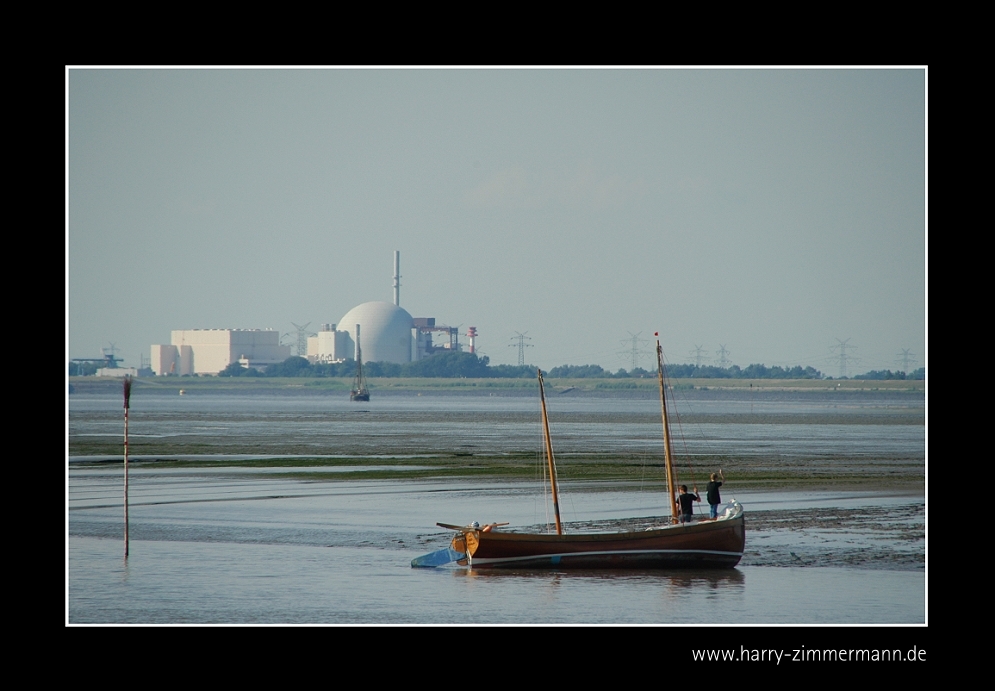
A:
[537,369,563,535]
[123,375,132,558]
[656,340,679,523]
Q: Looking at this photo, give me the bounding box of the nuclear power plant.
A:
[307,251,471,365]
[150,251,476,375]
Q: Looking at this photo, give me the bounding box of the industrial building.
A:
[306,251,471,365]
[149,251,474,374]
[151,329,290,375]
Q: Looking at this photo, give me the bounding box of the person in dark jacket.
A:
[706,470,725,519]
[677,485,700,523]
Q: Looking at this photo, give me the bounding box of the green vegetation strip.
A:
[71,454,924,490]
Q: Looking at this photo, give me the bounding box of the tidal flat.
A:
[68,386,925,624]
[69,383,924,490]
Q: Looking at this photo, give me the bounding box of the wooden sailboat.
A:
[413,338,745,569]
[350,328,370,402]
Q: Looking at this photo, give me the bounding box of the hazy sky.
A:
[67,68,926,375]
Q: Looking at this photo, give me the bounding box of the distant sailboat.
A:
[350,324,370,402]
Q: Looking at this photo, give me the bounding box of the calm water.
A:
[67,389,926,624]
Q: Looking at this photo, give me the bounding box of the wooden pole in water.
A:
[656,339,679,523]
[123,375,132,558]
[537,369,563,535]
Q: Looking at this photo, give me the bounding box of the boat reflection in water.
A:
[447,566,748,590]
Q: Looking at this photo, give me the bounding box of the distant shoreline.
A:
[68,375,925,395]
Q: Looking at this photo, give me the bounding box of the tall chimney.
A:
[393,250,401,306]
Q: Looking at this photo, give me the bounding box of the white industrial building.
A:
[151,329,290,375]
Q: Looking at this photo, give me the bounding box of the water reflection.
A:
[455,566,746,588]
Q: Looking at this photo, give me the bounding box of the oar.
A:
[411,547,466,568]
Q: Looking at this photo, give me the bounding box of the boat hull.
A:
[455,506,745,569]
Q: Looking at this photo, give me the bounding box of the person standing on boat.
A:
[706,470,725,519]
[677,485,700,523]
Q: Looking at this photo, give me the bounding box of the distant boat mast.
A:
[351,323,370,402]
[393,250,401,306]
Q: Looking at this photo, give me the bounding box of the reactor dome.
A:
[337,301,414,364]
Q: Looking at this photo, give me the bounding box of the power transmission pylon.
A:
[690,344,709,368]
[716,345,731,369]
[617,332,650,370]
[509,332,533,366]
[101,343,123,367]
[896,349,916,374]
[830,338,858,378]
[290,322,314,358]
